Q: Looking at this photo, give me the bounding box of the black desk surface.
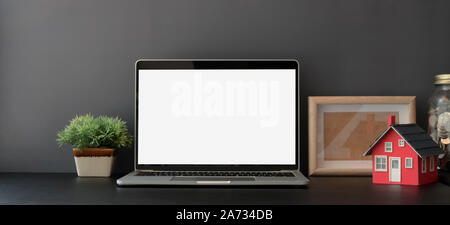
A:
[0,173,448,205]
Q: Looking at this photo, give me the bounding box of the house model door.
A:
[389,157,401,182]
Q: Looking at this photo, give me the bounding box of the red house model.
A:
[363,116,444,185]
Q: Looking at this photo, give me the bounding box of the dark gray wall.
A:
[1,0,450,174]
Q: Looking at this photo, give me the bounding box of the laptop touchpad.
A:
[171,177,256,181]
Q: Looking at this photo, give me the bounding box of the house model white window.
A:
[405,157,413,168]
[430,157,434,172]
[375,155,387,171]
[385,142,392,152]
[422,157,427,173]
[398,139,405,147]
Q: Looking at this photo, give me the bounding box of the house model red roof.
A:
[363,124,444,158]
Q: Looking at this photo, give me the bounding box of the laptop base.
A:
[117,171,309,186]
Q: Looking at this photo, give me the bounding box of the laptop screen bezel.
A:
[135,59,299,171]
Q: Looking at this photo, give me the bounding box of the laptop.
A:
[117,59,309,186]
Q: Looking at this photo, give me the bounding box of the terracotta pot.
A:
[73,148,115,177]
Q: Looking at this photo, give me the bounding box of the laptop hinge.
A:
[137,169,154,172]
[136,169,295,172]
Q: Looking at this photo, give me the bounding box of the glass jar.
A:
[428,74,450,171]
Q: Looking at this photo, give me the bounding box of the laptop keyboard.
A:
[135,171,295,177]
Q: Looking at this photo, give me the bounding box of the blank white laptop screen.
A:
[138,69,296,165]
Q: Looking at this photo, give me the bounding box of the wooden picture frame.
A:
[308,96,416,176]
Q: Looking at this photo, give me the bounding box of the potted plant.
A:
[57,114,132,177]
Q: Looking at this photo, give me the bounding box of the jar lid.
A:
[434,74,450,84]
